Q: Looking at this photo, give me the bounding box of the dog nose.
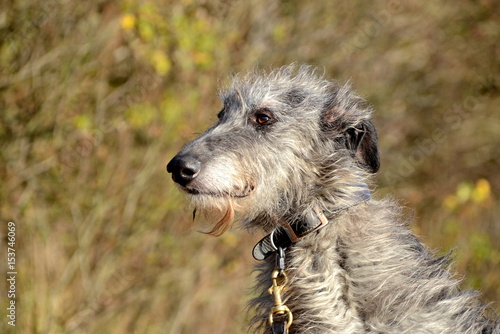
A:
[166,155,202,187]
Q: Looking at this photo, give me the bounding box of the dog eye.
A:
[256,114,271,124]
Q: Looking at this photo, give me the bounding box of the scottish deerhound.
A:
[167,64,499,333]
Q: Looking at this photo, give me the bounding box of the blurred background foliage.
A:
[0,0,499,333]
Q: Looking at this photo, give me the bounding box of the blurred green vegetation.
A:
[0,0,499,333]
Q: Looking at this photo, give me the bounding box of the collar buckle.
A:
[252,206,329,261]
[282,206,329,242]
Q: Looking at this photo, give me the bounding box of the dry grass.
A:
[0,0,499,332]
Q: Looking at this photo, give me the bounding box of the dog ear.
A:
[321,84,380,173]
[345,121,380,173]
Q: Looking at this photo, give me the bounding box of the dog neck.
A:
[249,185,372,332]
[252,183,371,261]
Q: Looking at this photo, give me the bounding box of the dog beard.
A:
[184,194,236,236]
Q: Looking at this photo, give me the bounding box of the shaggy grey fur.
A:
[167,64,499,333]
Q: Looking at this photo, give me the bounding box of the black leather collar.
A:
[252,184,371,261]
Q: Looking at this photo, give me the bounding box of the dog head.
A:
[167,64,379,233]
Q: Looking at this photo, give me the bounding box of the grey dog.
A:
[167,64,498,333]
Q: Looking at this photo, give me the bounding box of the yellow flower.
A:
[121,14,136,31]
[456,182,473,203]
[152,50,171,76]
[472,178,491,203]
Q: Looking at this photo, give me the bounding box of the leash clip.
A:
[268,269,293,330]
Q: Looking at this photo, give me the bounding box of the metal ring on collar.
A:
[269,228,278,252]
